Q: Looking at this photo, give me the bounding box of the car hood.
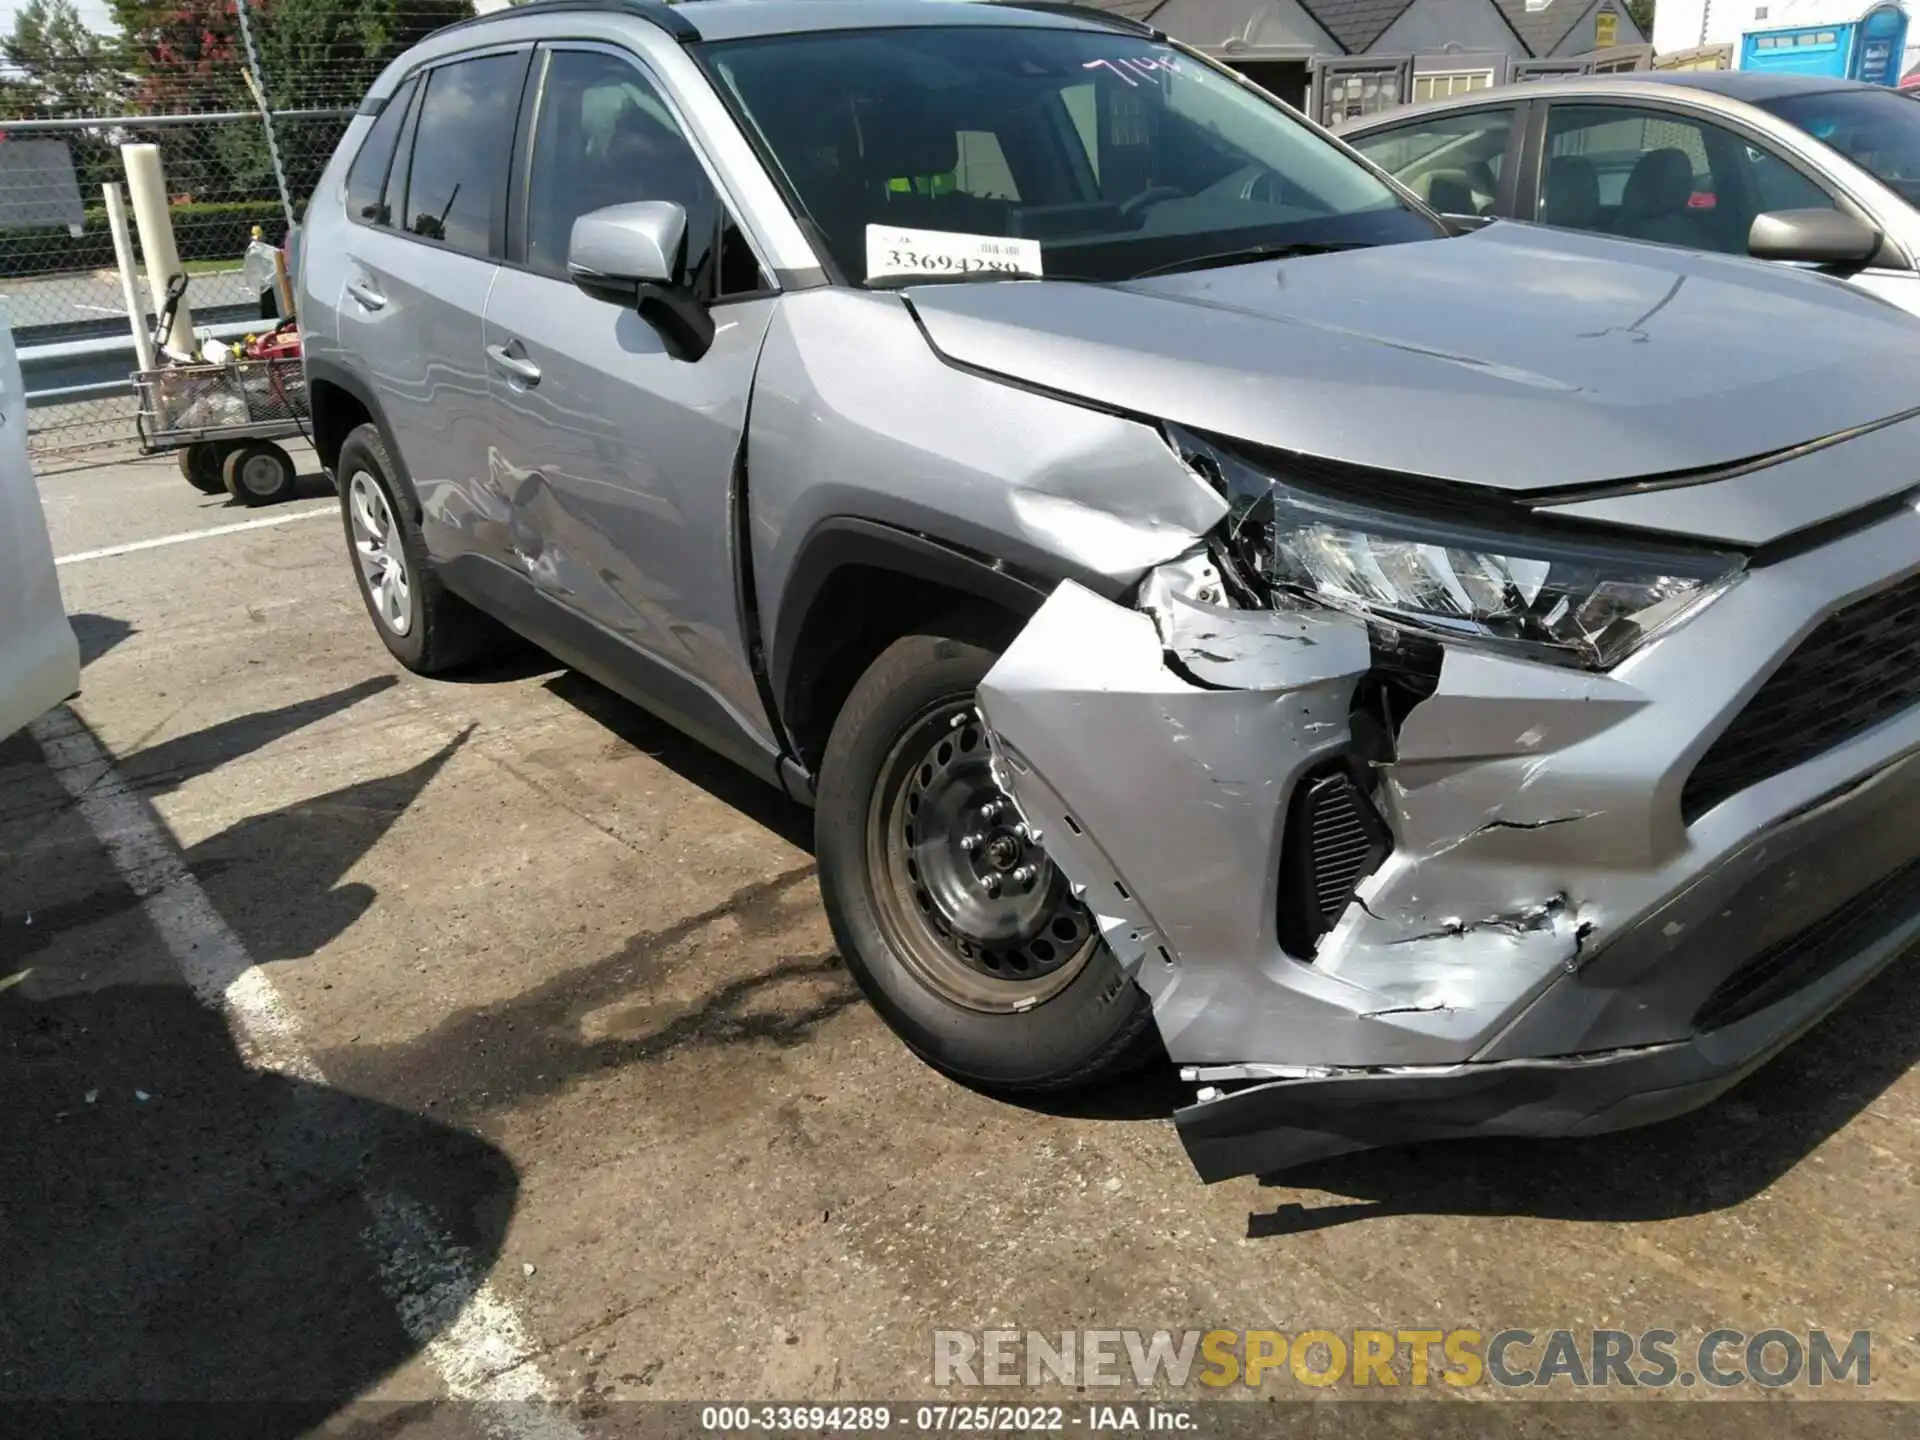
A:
[904,222,1920,492]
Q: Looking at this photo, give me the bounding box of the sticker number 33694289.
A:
[865,226,1045,282]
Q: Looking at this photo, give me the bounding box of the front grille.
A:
[1693,853,1920,1031]
[1278,766,1391,959]
[1683,571,1920,822]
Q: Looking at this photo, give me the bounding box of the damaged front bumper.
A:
[976,502,1920,1183]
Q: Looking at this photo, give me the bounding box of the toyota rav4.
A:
[302,0,1920,1181]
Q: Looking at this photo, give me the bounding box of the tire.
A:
[221,440,298,507]
[337,422,507,675]
[178,443,226,494]
[815,621,1159,1091]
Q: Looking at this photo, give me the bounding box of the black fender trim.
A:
[767,517,1050,721]
[303,358,423,522]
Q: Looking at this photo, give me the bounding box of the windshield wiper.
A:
[1128,241,1371,280]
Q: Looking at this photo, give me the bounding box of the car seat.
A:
[1615,148,1702,247]
[1539,154,1601,231]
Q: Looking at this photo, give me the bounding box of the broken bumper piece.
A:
[978,545,1920,1182]
[1175,889,1916,1181]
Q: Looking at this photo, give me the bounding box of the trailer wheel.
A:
[178,443,226,495]
[222,441,298,507]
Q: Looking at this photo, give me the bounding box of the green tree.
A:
[253,0,472,110]
[1625,0,1655,43]
[105,0,246,113]
[2,0,127,118]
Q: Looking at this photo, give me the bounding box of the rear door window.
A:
[401,52,527,257]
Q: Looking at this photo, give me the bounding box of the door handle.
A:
[487,342,542,385]
[346,279,386,311]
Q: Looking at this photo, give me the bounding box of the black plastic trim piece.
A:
[981,1,1162,37]
[768,517,1050,720]
[1276,761,1392,960]
[433,0,701,44]
[303,358,420,517]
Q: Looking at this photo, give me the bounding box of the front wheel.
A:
[815,622,1158,1091]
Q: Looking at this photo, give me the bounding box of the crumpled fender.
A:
[976,577,1402,1063]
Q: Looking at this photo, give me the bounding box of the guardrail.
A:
[22,309,261,410]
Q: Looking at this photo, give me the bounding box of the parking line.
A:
[28,706,582,1439]
[55,505,336,566]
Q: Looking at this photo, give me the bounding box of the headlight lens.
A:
[1172,427,1743,671]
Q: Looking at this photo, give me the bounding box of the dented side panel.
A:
[745,289,1228,660]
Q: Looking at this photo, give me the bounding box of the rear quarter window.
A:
[344,76,417,227]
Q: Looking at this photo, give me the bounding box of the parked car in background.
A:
[1346,71,1920,315]
[304,0,1920,1183]
[0,310,78,741]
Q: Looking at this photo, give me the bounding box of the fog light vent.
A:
[1279,766,1392,959]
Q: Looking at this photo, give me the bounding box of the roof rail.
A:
[978,0,1162,37]
[434,0,701,45]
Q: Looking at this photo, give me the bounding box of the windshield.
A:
[1761,87,1920,207]
[696,25,1441,285]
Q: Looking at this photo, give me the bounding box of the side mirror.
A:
[568,200,713,361]
[1747,208,1881,267]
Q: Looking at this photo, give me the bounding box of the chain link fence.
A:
[2,0,475,466]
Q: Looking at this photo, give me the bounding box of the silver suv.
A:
[303,0,1920,1183]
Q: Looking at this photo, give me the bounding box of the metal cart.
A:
[135,353,310,506]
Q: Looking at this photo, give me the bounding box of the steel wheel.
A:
[348,469,413,637]
[865,700,1097,1013]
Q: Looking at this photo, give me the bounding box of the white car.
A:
[0,312,78,740]
[1345,72,1920,318]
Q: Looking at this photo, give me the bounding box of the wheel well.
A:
[781,566,1025,774]
[308,377,371,476]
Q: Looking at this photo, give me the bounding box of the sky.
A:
[0,1,120,35]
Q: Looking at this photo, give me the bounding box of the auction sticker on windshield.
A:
[866,226,1044,282]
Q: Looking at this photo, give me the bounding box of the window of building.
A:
[1412,71,1495,104]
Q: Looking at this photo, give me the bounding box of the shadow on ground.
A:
[319,863,858,1123]
[69,613,135,668]
[542,669,815,854]
[1,676,418,969]
[0,712,518,1432]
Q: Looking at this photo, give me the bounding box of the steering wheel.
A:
[1119,184,1186,220]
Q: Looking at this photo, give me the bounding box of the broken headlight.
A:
[1172,426,1743,671]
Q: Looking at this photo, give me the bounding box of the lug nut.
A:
[1010,864,1037,886]
[983,876,1001,897]
[1012,823,1030,842]
[961,833,982,854]
[978,800,1001,823]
